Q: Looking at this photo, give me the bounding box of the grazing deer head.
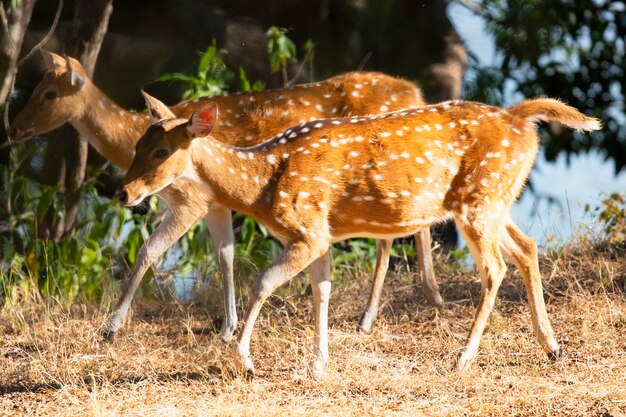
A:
[9,50,87,142]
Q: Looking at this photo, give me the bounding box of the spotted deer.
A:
[8,50,438,341]
[119,96,600,375]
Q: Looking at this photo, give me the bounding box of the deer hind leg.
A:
[357,239,392,333]
[203,205,237,342]
[103,207,200,341]
[455,216,507,371]
[232,239,326,376]
[308,249,332,377]
[414,227,443,307]
[499,219,561,359]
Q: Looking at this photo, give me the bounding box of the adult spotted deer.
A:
[119,97,600,375]
[9,50,438,341]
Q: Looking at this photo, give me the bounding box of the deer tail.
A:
[509,98,602,132]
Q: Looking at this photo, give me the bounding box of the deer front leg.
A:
[103,207,201,341]
[231,239,323,376]
[308,250,332,377]
[414,227,443,307]
[357,239,392,333]
[203,205,237,342]
[358,229,441,334]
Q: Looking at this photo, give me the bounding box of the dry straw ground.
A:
[1,240,625,416]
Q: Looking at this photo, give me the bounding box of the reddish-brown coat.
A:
[126,99,598,246]
[122,97,600,374]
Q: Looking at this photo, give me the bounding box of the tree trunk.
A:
[0,0,36,106]
[0,0,37,166]
[39,0,113,240]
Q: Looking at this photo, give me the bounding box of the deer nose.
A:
[115,188,129,205]
[8,127,17,139]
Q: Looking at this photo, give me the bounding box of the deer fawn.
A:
[9,50,438,341]
[119,96,600,375]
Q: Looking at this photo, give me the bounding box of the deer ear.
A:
[41,50,64,70]
[187,103,218,138]
[63,54,85,87]
[142,90,175,122]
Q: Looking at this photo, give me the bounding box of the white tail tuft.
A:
[510,98,602,132]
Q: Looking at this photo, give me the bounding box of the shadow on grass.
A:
[0,366,222,395]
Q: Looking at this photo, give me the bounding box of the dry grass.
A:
[1,241,625,417]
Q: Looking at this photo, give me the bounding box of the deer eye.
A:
[44,90,57,100]
[154,149,169,159]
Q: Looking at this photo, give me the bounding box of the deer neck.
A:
[71,82,150,169]
[187,136,277,218]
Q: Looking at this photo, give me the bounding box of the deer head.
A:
[9,50,88,142]
[117,96,217,206]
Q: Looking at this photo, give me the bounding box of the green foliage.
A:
[331,239,377,274]
[586,193,626,244]
[234,215,282,274]
[0,164,153,302]
[154,39,235,99]
[265,27,316,84]
[468,0,625,172]
[266,26,297,74]
[238,67,266,93]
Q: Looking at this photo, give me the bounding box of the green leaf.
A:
[239,66,251,92]
[251,80,266,92]
[36,190,54,223]
[302,39,316,63]
[198,41,218,75]
[266,26,297,73]
[154,73,194,83]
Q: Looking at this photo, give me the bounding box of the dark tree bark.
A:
[375,0,468,103]
[0,0,37,106]
[0,0,37,166]
[38,0,113,240]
